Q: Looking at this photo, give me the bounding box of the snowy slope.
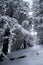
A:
[0,45,43,65]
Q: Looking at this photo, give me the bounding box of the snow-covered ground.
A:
[0,45,43,65]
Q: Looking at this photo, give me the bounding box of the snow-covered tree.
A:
[32,0,43,17]
[32,0,43,45]
[0,0,29,24]
[0,15,32,52]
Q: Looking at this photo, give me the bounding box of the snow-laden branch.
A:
[10,23,30,37]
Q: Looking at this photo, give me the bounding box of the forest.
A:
[0,0,43,65]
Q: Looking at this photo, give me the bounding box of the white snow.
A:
[1,45,43,65]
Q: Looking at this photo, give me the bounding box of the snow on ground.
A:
[0,45,43,65]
